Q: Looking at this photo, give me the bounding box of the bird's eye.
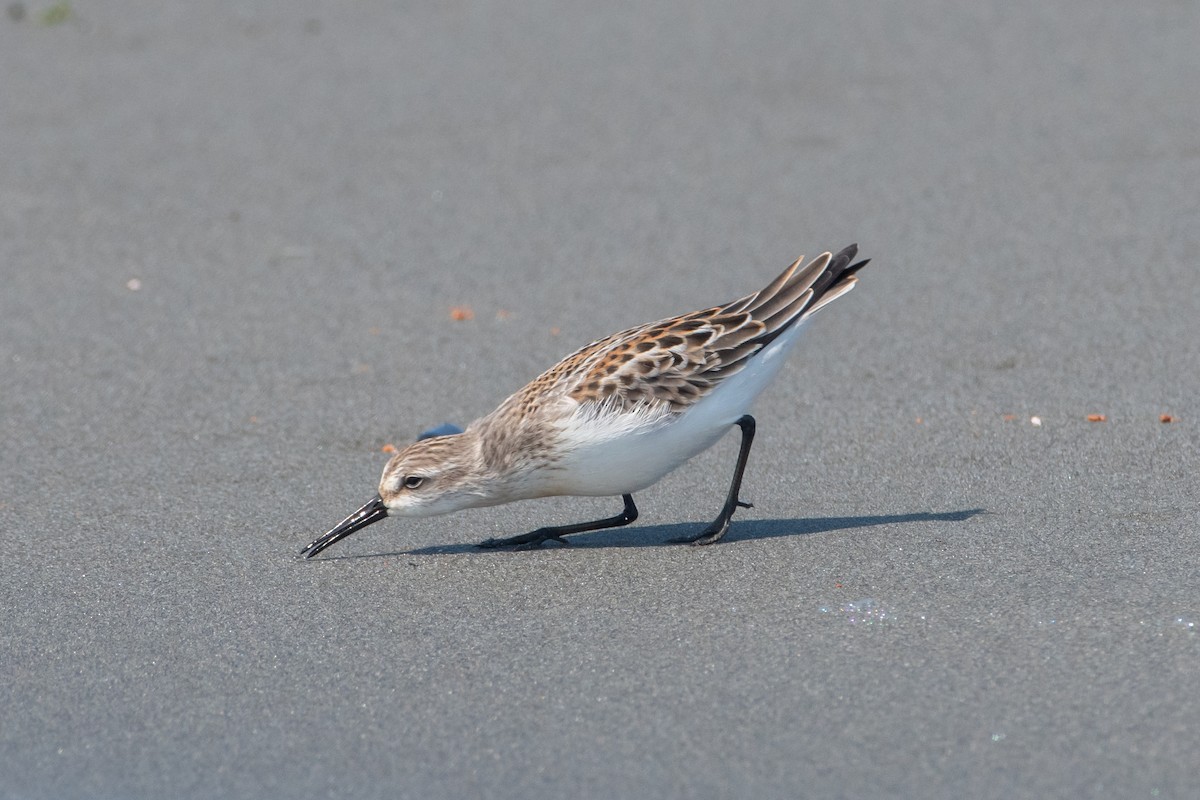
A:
[403,475,424,489]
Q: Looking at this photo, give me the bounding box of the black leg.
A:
[478,494,639,550]
[669,415,756,546]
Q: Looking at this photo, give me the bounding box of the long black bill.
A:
[300,495,389,559]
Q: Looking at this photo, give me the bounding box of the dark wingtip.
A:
[845,258,870,277]
[820,244,861,280]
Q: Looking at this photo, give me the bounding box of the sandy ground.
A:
[2,2,1198,798]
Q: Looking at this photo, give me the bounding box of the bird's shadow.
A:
[308,509,987,560]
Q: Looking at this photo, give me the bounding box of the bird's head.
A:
[376,433,485,517]
[299,432,485,558]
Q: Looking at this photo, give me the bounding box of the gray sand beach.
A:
[2,2,1197,797]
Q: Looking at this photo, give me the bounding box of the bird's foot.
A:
[667,520,730,546]
[477,529,572,550]
[667,498,751,546]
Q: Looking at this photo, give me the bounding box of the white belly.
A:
[543,319,809,497]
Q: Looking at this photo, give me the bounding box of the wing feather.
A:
[514,246,869,415]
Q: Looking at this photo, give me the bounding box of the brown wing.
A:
[516,246,869,415]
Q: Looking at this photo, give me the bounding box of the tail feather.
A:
[748,244,866,349]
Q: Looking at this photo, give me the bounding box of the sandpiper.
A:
[301,244,869,556]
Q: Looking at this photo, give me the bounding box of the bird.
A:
[301,244,869,557]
